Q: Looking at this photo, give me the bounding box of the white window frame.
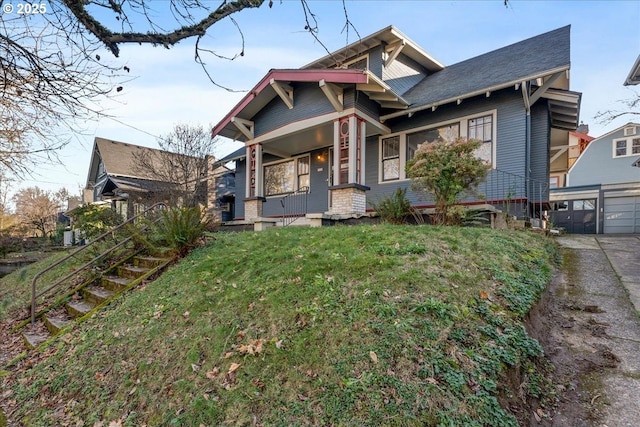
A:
[378,109,497,184]
[263,155,310,197]
[612,137,640,158]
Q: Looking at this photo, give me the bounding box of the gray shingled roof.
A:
[402,26,571,107]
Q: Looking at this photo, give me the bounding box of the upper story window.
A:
[613,137,640,157]
[264,156,310,196]
[378,111,495,183]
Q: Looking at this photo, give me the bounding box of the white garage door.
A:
[604,196,640,234]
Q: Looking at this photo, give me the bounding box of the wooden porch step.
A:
[66,300,95,318]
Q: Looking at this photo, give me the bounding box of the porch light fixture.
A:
[316,152,327,162]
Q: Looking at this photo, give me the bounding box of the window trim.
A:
[612,137,640,158]
[378,109,497,184]
[263,154,311,197]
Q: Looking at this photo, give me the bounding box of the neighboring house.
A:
[624,54,640,86]
[550,122,640,234]
[212,25,581,223]
[550,123,594,189]
[84,137,228,219]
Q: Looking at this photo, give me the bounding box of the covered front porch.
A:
[212,69,404,222]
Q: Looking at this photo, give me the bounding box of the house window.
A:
[378,110,496,183]
[549,176,559,189]
[468,115,493,163]
[574,199,595,210]
[381,136,400,181]
[264,156,310,196]
[613,137,640,157]
[551,201,569,211]
[615,139,627,157]
[298,156,310,189]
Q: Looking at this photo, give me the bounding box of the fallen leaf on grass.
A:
[223,351,234,359]
[206,367,220,379]
[479,291,489,300]
[228,363,241,374]
[191,363,200,372]
[108,420,123,427]
[369,351,378,364]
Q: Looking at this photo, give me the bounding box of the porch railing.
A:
[30,202,166,324]
[477,169,549,221]
[280,186,310,226]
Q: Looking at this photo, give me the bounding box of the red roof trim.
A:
[569,131,594,142]
[211,69,369,138]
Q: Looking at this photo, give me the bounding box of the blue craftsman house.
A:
[212,25,581,225]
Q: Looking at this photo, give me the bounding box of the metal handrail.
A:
[30,202,166,324]
[478,169,549,221]
[280,186,310,226]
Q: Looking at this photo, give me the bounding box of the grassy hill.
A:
[1,224,557,426]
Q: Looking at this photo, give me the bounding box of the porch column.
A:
[244,143,265,220]
[328,115,369,216]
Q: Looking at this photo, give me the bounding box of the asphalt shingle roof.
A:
[402,26,571,107]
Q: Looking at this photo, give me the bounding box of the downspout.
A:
[521,81,532,218]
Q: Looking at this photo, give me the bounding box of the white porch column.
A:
[348,115,357,184]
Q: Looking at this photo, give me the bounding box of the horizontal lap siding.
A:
[365,90,528,207]
[530,103,550,201]
[253,84,335,137]
[235,160,246,219]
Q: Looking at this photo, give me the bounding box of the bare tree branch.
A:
[61,0,265,57]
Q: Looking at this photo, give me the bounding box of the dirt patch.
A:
[525,269,620,426]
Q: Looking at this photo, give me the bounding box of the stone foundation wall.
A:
[244,198,264,220]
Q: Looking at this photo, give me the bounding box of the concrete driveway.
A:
[554,234,640,427]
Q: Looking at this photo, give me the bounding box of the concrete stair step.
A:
[66,300,95,318]
[102,275,131,292]
[83,285,115,305]
[44,315,72,335]
[23,331,49,350]
[118,264,150,279]
[135,256,170,269]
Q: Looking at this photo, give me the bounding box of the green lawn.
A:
[2,224,558,426]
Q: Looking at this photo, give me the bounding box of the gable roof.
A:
[382,26,573,121]
[211,69,406,141]
[302,25,444,73]
[625,54,640,86]
[85,137,204,188]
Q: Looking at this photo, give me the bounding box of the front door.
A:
[328,148,334,211]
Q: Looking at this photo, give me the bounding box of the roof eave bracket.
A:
[270,79,294,109]
[319,79,344,112]
[231,117,254,140]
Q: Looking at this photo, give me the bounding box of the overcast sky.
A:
[11,0,640,201]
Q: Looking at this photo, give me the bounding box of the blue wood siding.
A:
[367,45,383,78]
[383,53,427,95]
[530,103,550,201]
[366,89,531,206]
[253,84,335,137]
[570,126,640,186]
[235,159,246,218]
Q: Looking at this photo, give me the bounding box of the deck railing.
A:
[477,169,549,221]
[280,186,310,226]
